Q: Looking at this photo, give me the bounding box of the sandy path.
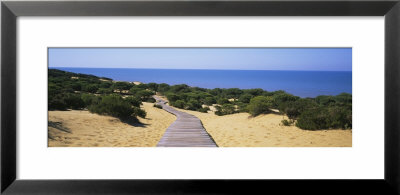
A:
[48,102,176,147]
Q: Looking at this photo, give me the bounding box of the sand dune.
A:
[49,96,352,147]
[48,102,176,147]
[171,107,352,147]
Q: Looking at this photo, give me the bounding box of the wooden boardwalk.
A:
[154,96,217,147]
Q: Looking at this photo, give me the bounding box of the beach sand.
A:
[149,94,352,147]
[175,109,352,147]
[48,102,176,147]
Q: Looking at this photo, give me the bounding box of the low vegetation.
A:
[49,69,352,130]
[150,83,352,131]
[48,69,148,122]
[153,104,163,109]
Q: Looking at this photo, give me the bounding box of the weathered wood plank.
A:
[154,96,217,147]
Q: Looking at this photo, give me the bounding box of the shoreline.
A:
[52,67,352,98]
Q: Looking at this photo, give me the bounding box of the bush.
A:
[281,119,292,126]
[236,102,249,113]
[48,83,62,97]
[198,106,210,113]
[295,108,328,130]
[217,98,230,105]
[133,107,146,118]
[134,90,154,101]
[296,106,352,130]
[97,88,113,94]
[71,83,82,91]
[238,94,253,103]
[247,96,274,116]
[83,84,99,93]
[113,82,133,90]
[153,104,163,109]
[147,83,158,92]
[166,93,180,103]
[173,100,186,109]
[129,87,141,95]
[125,96,142,107]
[88,95,135,120]
[64,93,85,109]
[186,99,202,110]
[81,93,100,106]
[204,97,216,106]
[99,81,112,89]
[49,93,86,110]
[272,93,299,107]
[214,104,235,115]
[221,104,235,115]
[48,94,67,110]
[157,83,170,94]
[144,97,156,103]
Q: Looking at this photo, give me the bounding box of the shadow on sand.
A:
[120,117,149,127]
[48,121,71,133]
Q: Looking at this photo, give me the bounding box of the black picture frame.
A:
[1,0,399,194]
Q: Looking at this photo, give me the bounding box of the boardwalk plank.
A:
[154,96,217,147]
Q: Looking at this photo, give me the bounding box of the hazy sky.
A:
[48,48,352,71]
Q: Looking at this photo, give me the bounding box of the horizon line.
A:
[49,67,352,72]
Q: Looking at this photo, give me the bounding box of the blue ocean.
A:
[54,68,352,98]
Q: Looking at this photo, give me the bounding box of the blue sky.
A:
[48,48,352,71]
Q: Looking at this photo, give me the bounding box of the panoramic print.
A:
[48,48,352,147]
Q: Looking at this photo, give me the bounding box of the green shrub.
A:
[97,88,113,94]
[88,95,135,120]
[147,83,159,92]
[125,96,142,107]
[238,94,253,103]
[236,102,249,113]
[145,97,156,103]
[204,97,216,106]
[221,104,235,115]
[186,99,202,110]
[99,81,112,88]
[83,84,99,93]
[166,93,179,103]
[133,107,146,118]
[198,106,210,113]
[157,83,170,94]
[153,104,163,109]
[214,105,223,116]
[296,106,352,130]
[113,82,133,90]
[81,93,100,106]
[48,94,67,110]
[129,87,141,95]
[281,119,292,126]
[71,83,82,91]
[247,96,274,116]
[64,93,85,109]
[295,108,329,130]
[214,104,235,115]
[173,100,186,109]
[217,98,230,105]
[243,88,264,96]
[272,93,299,107]
[135,90,154,101]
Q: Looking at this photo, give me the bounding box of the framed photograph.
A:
[2,0,400,194]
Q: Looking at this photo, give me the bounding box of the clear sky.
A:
[48,48,352,71]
